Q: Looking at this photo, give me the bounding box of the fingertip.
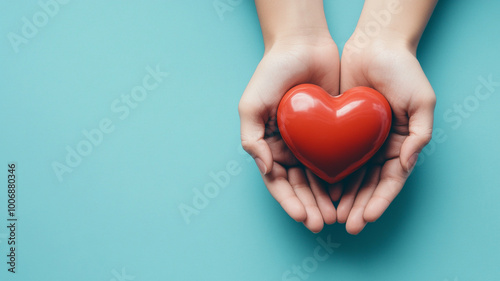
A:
[323,210,337,225]
[288,205,307,222]
[346,226,364,235]
[406,153,418,174]
[363,199,386,222]
[255,157,268,174]
[292,210,307,223]
[320,206,336,225]
[303,204,325,233]
[363,210,379,223]
[400,135,425,172]
[304,215,324,233]
[258,141,274,174]
[310,226,323,234]
[345,206,368,235]
[296,213,307,223]
[336,205,349,224]
[346,218,366,235]
[316,197,337,225]
[243,139,273,174]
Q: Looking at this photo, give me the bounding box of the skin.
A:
[239,0,437,234]
[337,0,438,234]
[239,0,339,233]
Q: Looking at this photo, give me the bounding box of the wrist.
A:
[342,32,413,68]
[264,28,334,53]
[255,0,332,52]
[351,0,437,54]
[347,27,416,55]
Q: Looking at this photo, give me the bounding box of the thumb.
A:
[238,101,273,174]
[400,93,436,172]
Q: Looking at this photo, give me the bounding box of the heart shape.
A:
[277,84,392,183]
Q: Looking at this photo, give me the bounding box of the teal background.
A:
[1,1,499,280]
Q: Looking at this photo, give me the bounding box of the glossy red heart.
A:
[277,84,392,183]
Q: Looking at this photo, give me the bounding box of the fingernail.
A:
[407,153,418,173]
[255,158,267,174]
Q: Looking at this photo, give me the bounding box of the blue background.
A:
[1,1,499,280]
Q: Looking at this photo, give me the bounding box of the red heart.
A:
[277,84,392,183]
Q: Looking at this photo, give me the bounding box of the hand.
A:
[335,36,436,234]
[239,33,340,233]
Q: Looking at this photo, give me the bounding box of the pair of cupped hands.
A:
[238,29,436,234]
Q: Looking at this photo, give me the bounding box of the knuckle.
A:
[238,99,255,116]
[422,132,433,143]
[237,102,246,115]
[240,139,255,154]
[423,94,437,108]
[418,129,433,145]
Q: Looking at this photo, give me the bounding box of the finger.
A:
[266,135,299,166]
[345,166,381,235]
[400,89,436,172]
[262,163,306,222]
[306,169,337,225]
[328,182,343,202]
[373,133,406,164]
[337,168,366,224]
[363,158,408,222]
[238,100,273,174]
[289,167,324,233]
